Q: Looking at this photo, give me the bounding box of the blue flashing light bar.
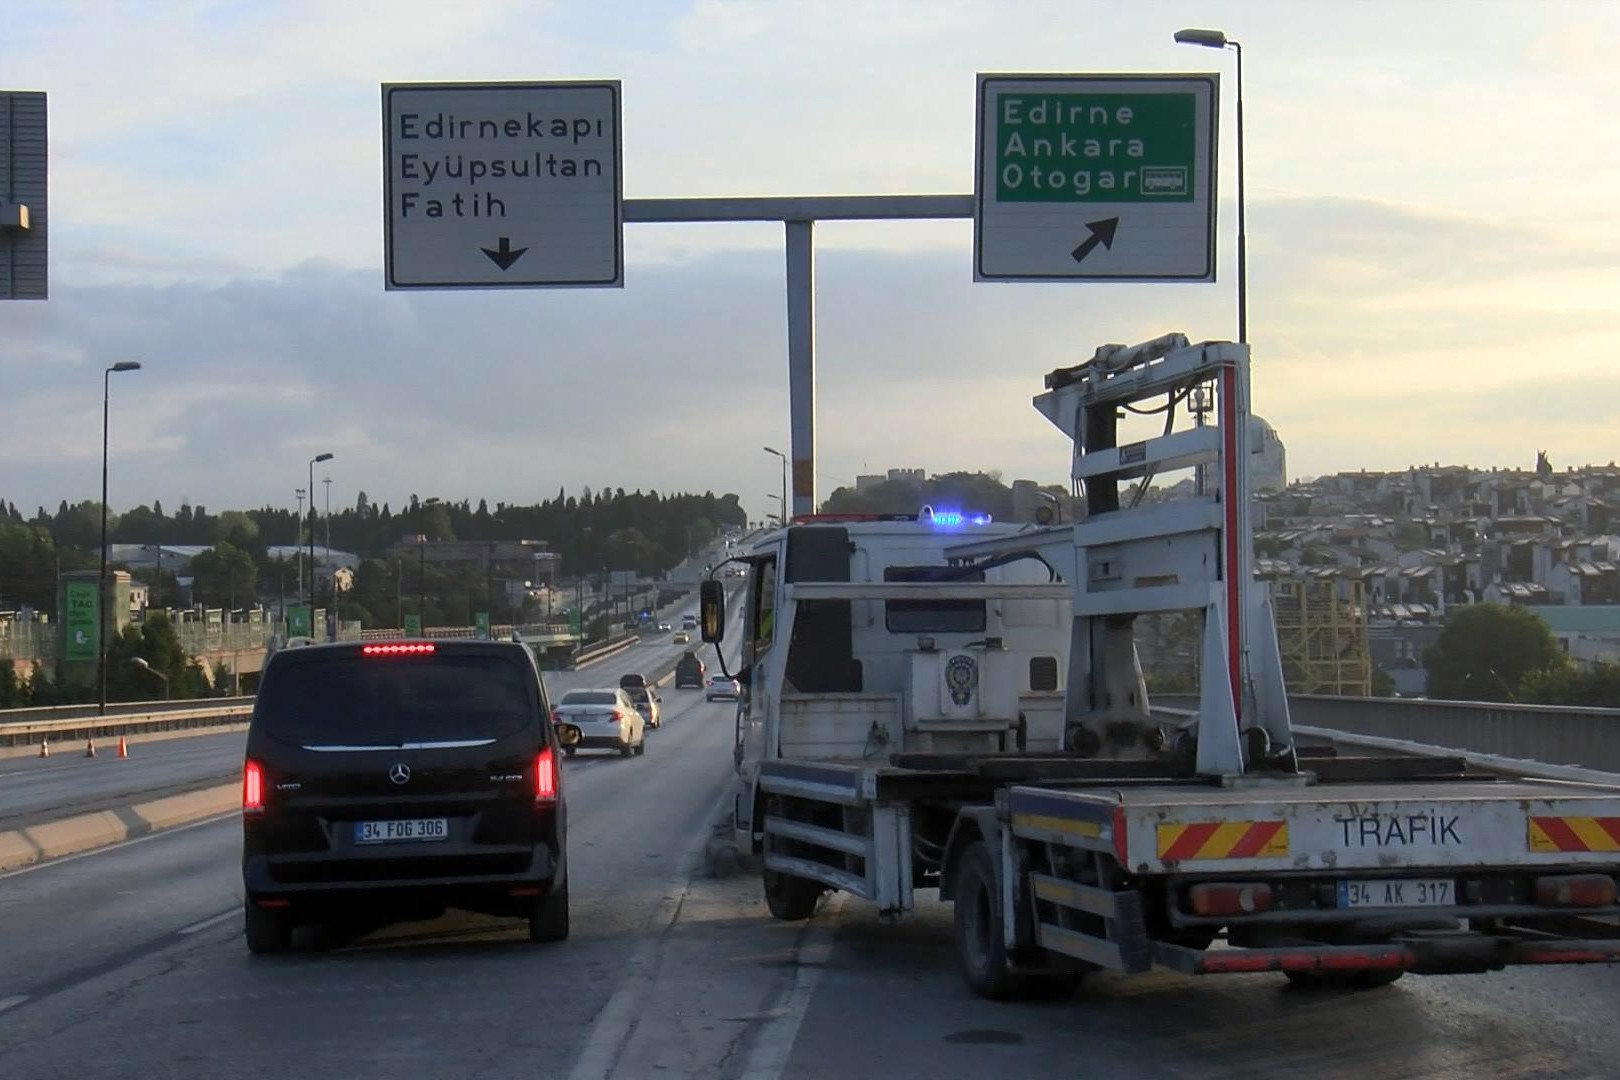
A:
[920,505,993,528]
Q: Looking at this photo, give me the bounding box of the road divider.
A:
[0,781,238,873]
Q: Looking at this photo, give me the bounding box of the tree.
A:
[1521,660,1620,707]
[1424,604,1563,702]
[188,542,260,609]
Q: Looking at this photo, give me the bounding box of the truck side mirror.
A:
[700,579,725,643]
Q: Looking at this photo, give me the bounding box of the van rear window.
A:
[257,653,535,746]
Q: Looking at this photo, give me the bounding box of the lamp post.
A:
[765,492,784,527]
[763,446,788,525]
[130,656,170,701]
[307,453,333,621]
[1174,27,1246,344]
[294,488,306,609]
[98,361,142,716]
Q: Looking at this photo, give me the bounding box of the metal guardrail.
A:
[0,702,254,750]
[1154,693,1620,774]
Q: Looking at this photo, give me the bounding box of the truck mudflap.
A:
[1152,930,1620,977]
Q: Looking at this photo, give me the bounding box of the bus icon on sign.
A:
[1141,167,1189,196]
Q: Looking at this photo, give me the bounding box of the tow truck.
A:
[698,333,1620,997]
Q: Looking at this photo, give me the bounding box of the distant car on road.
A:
[674,651,706,688]
[553,688,646,758]
[705,675,740,702]
[623,685,662,729]
[241,639,572,953]
[656,622,672,631]
[672,630,690,644]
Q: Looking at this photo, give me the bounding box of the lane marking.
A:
[0,810,238,881]
[177,909,240,936]
[737,892,847,1080]
[0,994,29,1014]
[567,780,737,1080]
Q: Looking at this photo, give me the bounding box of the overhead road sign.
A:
[974,73,1217,282]
[382,80,622,290]
[0,91,48,300]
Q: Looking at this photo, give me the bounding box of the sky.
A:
[2,0,1617,528]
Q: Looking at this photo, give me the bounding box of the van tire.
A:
[529,880,570,943]
[245,902,292,955]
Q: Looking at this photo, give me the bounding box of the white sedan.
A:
[705,675,740,702]
[552,688,646,757]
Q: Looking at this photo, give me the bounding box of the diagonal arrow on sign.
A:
[481,236,529,271]
[1069,218,1120,265]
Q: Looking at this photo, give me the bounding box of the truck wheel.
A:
[953,841,1037,1000]
[1285,969,1403,990]
[245,902,292,955]
[763,867,824,921]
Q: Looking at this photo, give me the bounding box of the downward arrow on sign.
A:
[481,237,529,271]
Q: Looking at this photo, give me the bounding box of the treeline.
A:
[821,471,1064,520]
[0,487,746,616]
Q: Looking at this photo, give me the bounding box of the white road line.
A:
[567,780,737,1080]
[0,994,29,1013]
[177,909,240,936]
[564,866,694,1080]
[737,892,847,1080]
[0,810,238,881]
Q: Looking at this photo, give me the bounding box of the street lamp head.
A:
[109,361,142,373]
[763,446,784,458]
[313,452,334,464]
[1174,27,1229,48]
[131,657,151,670]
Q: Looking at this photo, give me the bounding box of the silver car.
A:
[705,675,740,702]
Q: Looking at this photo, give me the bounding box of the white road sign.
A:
[382,80,622,290]
[974,73,1217,283]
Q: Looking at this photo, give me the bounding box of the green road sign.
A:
[475,612,490,640]
[403,613,423,636]
[287,606,312,638]
[65,582,98,661]
[975,73,1217,282]
[568,609,582,633]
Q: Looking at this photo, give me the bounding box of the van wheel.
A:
[620,741,634,758]
[529,880,569,943]
[635,738,647,755]
[1285,969,1404,990]
[763,867,824,921]
[245,902,292,955]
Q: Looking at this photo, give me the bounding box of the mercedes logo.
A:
[388,763,411,785]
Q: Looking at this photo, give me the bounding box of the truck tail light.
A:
[535,748,557,804]
[243,759,265,815]
[1111,805,1129,866]
[1188,882,1274,916]
[1534,874,1618,908]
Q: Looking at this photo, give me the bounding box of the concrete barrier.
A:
[0,781,238,873]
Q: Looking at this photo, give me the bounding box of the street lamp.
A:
[130,656,170,701]
[765,492,784,527]
[763,446,788,524]
[98,361,142,716]
[307,452,333,625]
[1174,27,1246,344]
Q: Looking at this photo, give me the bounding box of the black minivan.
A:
[241,639,572,953]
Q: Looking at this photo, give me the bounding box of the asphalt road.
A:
[0,604,726,829]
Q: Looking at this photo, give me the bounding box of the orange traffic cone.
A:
[39,738,49,758]
[118,736,129,759]
[84,737,96,758]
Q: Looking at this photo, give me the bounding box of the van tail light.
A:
[243,759,265,815]
[535,747,558,804]
[612,710,627,723]
[1535,874,1618,908]
[1188,882,1275,916]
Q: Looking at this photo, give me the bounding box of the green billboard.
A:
[475,611,490,640]
[65,582,99,662]
[287,606,312,638]
[403,613,423,636]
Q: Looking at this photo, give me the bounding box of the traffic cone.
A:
[39,738,49,758]
[84,737,96,758]
[118,736,129,759]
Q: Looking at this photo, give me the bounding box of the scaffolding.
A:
[1270,577,1372,695]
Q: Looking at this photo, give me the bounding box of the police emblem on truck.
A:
[945,654,979,706]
